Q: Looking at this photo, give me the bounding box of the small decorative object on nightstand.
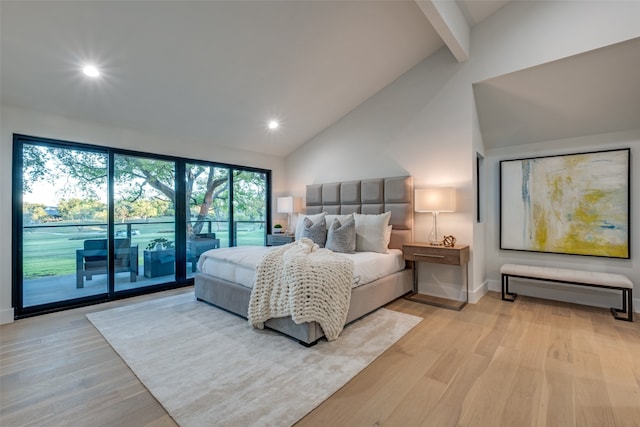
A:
[267,234,295,246]
[442,235,456,247]
[403,242,470,311]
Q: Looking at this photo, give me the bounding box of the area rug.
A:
[87,292,421,427]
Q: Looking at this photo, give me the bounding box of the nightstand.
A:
[403,243,470,311]
[267,234,295,246]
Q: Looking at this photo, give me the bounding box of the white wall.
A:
[469,0,640,82]
[0,104,286,323]
[286,47,476,301]
[285,0,640,306]
[471,93,487,298]
[485,130,640,312]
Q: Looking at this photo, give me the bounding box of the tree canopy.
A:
[22,144,267,237]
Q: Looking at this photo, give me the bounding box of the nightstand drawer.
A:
[402,243,469,266]
[267,234,295,246]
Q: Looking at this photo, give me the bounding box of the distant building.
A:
[44,206,61,219]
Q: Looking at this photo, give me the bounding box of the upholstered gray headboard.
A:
[305,176,413,250]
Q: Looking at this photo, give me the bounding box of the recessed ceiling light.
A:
[82,65,100,78]
[268,120,279,130]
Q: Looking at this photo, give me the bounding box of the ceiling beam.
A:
[416,0,470,62]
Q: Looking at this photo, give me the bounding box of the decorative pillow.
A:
[325,217,356,254]
[354,211,392,253]
[302,217,327,248]
[324,213,354,230]
[294,212,327,240]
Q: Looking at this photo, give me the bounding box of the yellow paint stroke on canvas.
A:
[549,175,564,203]
[547,174,568,222]
[551,189,627,257]
[531,203,548,250]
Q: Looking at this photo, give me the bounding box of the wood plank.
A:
[2,289,639,427]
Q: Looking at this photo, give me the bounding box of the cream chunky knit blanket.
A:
[248,238,354,341]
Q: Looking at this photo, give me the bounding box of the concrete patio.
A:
[22,265,196,307]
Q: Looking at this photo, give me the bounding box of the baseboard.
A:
[0,307,15,324]
[487,278,639,314]
[469,280,488,304]
[487,279,501,293]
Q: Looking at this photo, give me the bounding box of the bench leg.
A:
[502,274,517,302]
[611,288,633,322]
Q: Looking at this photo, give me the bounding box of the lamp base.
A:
[428,212,443,246]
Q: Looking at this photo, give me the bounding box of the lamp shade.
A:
[414,188,456,212]
[276,196,294,213]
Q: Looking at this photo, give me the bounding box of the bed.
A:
[194,176,414,345]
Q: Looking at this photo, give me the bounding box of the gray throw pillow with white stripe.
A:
[325,217,356,254]
[303,216,327,247]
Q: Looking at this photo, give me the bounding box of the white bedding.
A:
[197,245,405,289]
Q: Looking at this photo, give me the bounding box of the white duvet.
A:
[197,245,405,289]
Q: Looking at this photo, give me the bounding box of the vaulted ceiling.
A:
[1,0,509,156]
[474,36,640,149]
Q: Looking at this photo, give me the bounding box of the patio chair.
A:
[187,232,220,272]
[76,238,138,288]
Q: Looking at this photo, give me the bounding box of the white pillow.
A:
[383,224,392,250]
[294,212,327,240]
[354,211,392,253]
[324,213,354,230]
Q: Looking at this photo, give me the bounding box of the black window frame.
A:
[12,133,272,318]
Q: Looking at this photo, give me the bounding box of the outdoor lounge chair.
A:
[76,238,138,288]
[187,232,220,272]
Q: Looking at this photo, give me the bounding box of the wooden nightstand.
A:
[403,243,470,311]
[267,234,295,246]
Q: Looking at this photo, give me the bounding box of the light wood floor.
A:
[2,288,639,427]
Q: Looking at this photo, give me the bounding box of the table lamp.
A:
[414,188,456,246]
[276,196,294,234]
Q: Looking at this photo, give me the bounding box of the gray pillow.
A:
[302,216,327,247]
[325,217,356,254]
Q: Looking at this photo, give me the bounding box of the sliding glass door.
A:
[185,164,228,277]
[114,154,176,289]
[19,141,109,308]
[233,170,268,246]
[183,164,269,275]
[13,134,271,318]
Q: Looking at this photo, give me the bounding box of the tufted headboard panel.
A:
[305,176,413,250]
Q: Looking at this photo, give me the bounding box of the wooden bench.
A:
[501,263,633,322]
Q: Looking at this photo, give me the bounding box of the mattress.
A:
[197,246,405,289]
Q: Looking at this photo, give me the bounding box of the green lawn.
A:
[22,220,266,278]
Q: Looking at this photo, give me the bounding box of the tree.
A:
[22,144,267,239]
[233,170,266,224]
[57,198,106,222]
[23,202,48,223]
[186,164,229,235]
[22,145,55,194]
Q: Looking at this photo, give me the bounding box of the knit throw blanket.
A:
[248,238,354,341]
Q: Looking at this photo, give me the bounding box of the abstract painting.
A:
[500,148,629,258]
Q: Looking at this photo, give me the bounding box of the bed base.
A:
[194,269,412,346]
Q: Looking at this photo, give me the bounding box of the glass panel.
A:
[114,154,176,289]
[233,170,267,246]
[17,136,271,317]
[22,144,108,307]
[185,164,229,277]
